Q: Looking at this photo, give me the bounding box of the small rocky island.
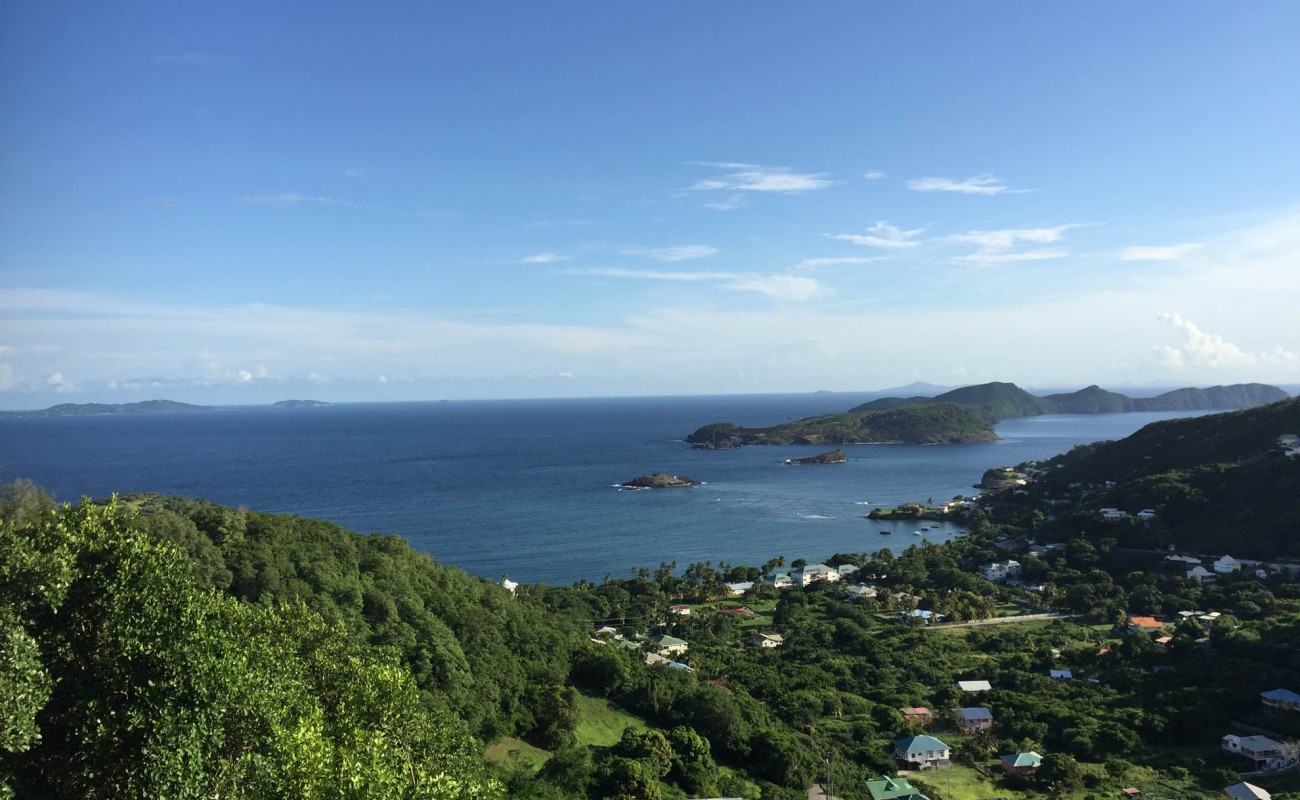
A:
[785,449,846,465]
[619,472,701,489]
[273,399,331,408]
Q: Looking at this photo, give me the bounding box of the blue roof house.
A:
[893,735,951,770]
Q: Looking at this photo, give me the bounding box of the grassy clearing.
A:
[909,764,1033,800]
[574,692,647,747]
[483,736,549,773]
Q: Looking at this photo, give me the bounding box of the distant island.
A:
[619,472,701,489]
[850,381,1288,421]
[0,399,212,418]
[272,399,331,408]
[688,381,1289,448]
[785,449,847,465]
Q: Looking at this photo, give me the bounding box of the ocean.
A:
[0,394,1206,584]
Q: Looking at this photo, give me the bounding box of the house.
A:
[1214,555,1243,575]
[725,581,753,596]
[1261,688,1300,714]
[836,563,860,578]
[899,707,934,727]
[669,604,691,616]
[1279,434,1300,458]
[1187,565,1216,584]
[613,638,641,652]
[1049,669,1073,681]
[501,577,518,595]
[981,560,1022,583]
[1225,781,1272,800]
[592,625,618,639]
[1122,788,1141,798]
[1000,752,1042,775]
[766,571,793,589]
[955,706,993,732]
[751,632,784,648]
[717,606,757,618]
[792,563,841,586]
[647,634,688,655]
[902,609,941,623]
[892,735,951,770]
[1222,734,1292,771]
[956,680,992,693]
[866,775,931,800]
[1127,616,1165,634]
[846,583,879,600]
[1137,508,1157,521]
[1099,507,1128,523]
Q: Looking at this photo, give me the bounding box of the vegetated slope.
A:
[849,381,1288,422]
[852,381,1052,422]
[1135,383,1290,411]
[1043,385,1136,414]
[686,402,996,447]
[1038,397,1300,557]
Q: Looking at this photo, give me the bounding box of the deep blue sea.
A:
[0,394,1206,584]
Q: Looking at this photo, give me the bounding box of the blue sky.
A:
[3,3,1300,407]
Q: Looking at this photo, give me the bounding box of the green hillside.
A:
[686,402,995,447]
[1044,385,1135,414]
[1029,398,1300,557]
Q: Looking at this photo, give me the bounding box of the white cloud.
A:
[47,371,74,393]
[574,267,827,301]
[862,171,886,180]
[795,256,884,269]
[307,372,332,385]
[1120,243,1205,261]
[557,371,574,379]
[906,174,1028,195]
[724,275,827,302]
[951,224,1083,264]
[1154,313,1298,369]
[826,220,924,249]
[240,193,341,206]
[688,162,834,194]
[623,245,718,262]
[521,252,566,264]
[0,363,15,391]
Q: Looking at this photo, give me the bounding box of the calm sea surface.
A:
[0,395,1206,584]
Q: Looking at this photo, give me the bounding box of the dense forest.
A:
[5,398,1300,799]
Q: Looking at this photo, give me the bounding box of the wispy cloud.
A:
[241,192,341,207]
[826,220,924,249]
[574,267,827,301]
[795,256,885,269]
[1153,312,1298,369]
[152,51,231,65]
[950,223,1082,264]
[1120,243,1204,261]
[688,162,834,194]
[520,252,566,264]
[862,171,886,180]
[622,245,718,262]
[906,174,1028,195]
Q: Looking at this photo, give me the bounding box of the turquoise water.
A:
[0,394,1205,583]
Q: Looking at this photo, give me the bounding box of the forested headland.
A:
[4,397,1300,799]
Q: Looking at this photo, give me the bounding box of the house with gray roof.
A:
[955,707,993,732]
[892,735,951,770]
[1225,781,1272,800]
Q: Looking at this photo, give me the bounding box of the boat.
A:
[879,530,891,535]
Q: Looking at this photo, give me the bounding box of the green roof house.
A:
[647,633,688,655]
[866,774,931,800]
[999,752,1042,775]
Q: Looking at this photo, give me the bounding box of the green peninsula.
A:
[687,403,996,448]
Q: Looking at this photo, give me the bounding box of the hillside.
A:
[686,403,996,448]
[849,381,1287,422]
[1023,397,1300,558]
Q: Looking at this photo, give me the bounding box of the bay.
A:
[0,394,1205,584]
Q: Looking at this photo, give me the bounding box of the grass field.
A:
[574,692,647,747]
[483,736,549,772]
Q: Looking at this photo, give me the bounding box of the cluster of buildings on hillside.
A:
[1164,553,1300,584]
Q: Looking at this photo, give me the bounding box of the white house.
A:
[792,563,841,586]
[752,632,785,648]
[893,735,951,770]
[1214,555,1244,575]
[1225,782,1272,800]
[766,571,794,589]
[835,563,860,578]
[981,560,1022,583]
[846,583,878,600]
[725,581,754,596]
[501,577,518,595]
[1222,734,1293,771]
[956,680,992,693]
[1187,565,1215,584]
[1137,508,1157,521]
[1099,508,1128,523]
